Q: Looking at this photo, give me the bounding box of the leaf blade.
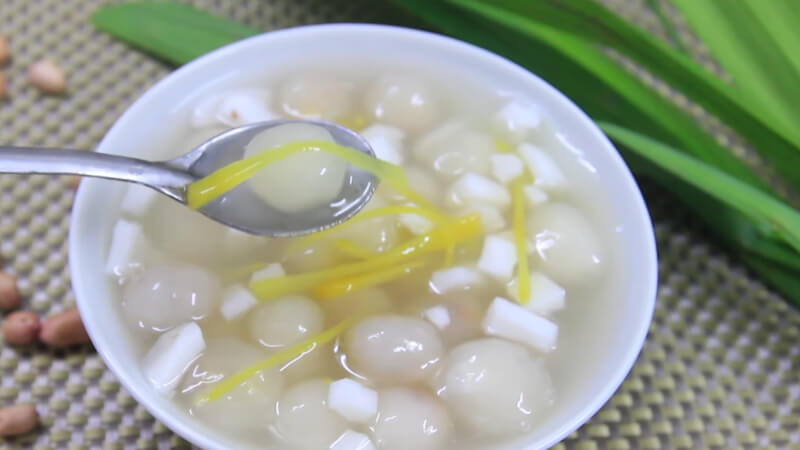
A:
[91,2,260,65]
[599,122,800,254]
[671,0,800,145]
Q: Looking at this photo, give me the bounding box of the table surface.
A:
[0,0,798,449]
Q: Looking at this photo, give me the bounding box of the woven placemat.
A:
[0,0,798,449]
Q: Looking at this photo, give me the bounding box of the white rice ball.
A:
[282,239,341,273]
[413,121,493,178]
[144,197,228,267]
[329,214,399,255]
[435,338,554,436]
[344,315,443,385]
[143,196,276,268]
[274,378,348,450]
[377,165,442,205]
[244,123,348,214]
[278,73,355,121]
[371,387,454,450]
[527,202,604,285]
[248,295,324,348]
[363,74,441,134]
[182,337,283,432]
[247,295,326,380]
[120,264,221,333]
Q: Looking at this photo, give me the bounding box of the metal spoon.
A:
[0,119,378,237]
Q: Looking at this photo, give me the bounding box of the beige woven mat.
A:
[0,0,798,449]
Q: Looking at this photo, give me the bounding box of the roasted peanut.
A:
[0,404,38,437]
[39,308,89,348]
[2,311,40,345]
[0,34,9,65]
[28,59,66,94]
[0,272,20,310]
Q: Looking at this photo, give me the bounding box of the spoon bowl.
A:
[0,119,378,237]
[175,119,378,237]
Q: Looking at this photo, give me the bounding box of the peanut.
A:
[0,272,20,310]
[2,311,40,345]
[0,34,9,65]
[28,59,66,94]
[39,308,89,348]
[0,404,38,437]
[70,175,81,190]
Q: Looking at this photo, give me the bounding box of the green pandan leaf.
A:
[91,2,259,65]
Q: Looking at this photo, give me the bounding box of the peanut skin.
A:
[0,404,38,437]
[2,311,40,345]
[39,308,89,348]
[28,59,66,94]
[0,272,20,310]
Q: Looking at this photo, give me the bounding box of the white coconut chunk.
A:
[517,143,567,191]
[490,153,525,184]
[423,305,451,330]
[523,184,549,206]
[361,124,405,165]
[397,203,434,235]
[430,266,484,294]
[506,272,566,316]
[447,173,511,208]
[482,297,558,353]
[330,430,376,450]
[142,322,205,395]
[249,263,286,284]
[476,235,517,282]
[106,219,148,277]
[119,184,158,219]
[219,285,259,321]
[328,379,379,424]
[492,99,544,143]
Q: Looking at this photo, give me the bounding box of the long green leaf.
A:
[91,2,259,65]
[743,0,800,81]
[600,123,800,303]
[432,0,800,193]
[671,0,800,148]
[600,123,800,254]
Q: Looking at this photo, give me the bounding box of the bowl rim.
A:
[70,22,658,450]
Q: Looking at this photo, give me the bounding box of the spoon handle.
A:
[0,146,195,202]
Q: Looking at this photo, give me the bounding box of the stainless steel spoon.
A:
[0,119,378,237]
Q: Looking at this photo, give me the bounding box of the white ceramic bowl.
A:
[70,24,658,450]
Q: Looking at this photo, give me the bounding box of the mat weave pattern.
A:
[0,1,798,449]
